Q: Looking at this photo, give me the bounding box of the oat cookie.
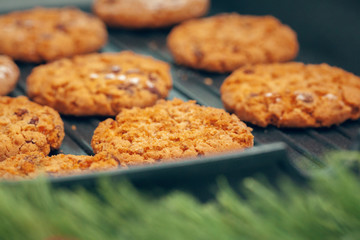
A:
[0,7,107,62]
[0,96,64,161]
[220,62,360,128]
[27,51,172,116]
[92,98,254,166]
[167,13,299,73]
[93,0,209,29]
[0,55,20,96]
[0,152,120,180]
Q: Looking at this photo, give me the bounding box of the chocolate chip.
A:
[244,69,254,74]
[15,109,28,117]
[55,24,67,32]
[117,84,134,95]
[29,116,39,125]
[232,46,240,53]
[15,20,23,27]
[55,125,63,138]
[194,48,204,62]
[296,92,314,103]
[146,84,162,97]
[148,73,158,82]
[111,155,121,165]
[303,96,314,103]
[249,93,259,97]
[24,155,35,163]
[15,20,33,28]
[220,61,227,71]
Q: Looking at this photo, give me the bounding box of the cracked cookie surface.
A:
[0,55,20,96]
[92,98,254,166]
[0,7,107,62]
[27,51,172,116]
[220,62,360,128]
[93,0,209,28]
[0,152,120,180]
[167,13,298,73]
[0,96,64,161]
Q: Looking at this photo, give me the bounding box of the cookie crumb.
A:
[177,70,188,81]
[148,41,158,50]
[203,77,213,86]
[71,125,77,131]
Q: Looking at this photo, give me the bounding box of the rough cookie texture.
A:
[92,98,254,166]
[93,0,209,29]
[0,96,65,161]
[167,13,299,73]
[0,152,120,180]
[220,62,360,128]
[0,7,107,62]
[0,55,20,96]
[27,51,172,116]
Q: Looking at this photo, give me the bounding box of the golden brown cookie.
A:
[0,55,20,96]
[0,7,107,62]
[220,62,360,128]
[93,0,209,29]
[27,51,172,116]
[0,152,120,180]
[92,98,254,166]
[0,96,65,161]
[167,13,299,73]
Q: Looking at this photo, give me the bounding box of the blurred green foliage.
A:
[0,151,360,240]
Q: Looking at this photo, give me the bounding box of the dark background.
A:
[211,0,360,75]
[1,0,359,74]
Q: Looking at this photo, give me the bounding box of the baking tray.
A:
[2,0,359,195]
